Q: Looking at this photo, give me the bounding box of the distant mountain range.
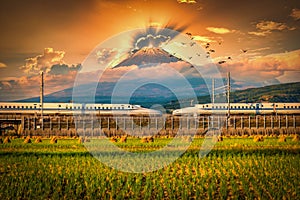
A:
[17,47,300,112]
[21,82,300,112]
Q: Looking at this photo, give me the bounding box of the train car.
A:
[172,102,300,116]
[0,102,162,116]
[84,103,161,116]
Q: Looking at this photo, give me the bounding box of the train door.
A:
[255,103,260,115]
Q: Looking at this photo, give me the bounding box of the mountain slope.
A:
[231,82,300,103]
[113,47,180,68]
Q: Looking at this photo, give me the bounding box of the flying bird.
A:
[241,49,248,53]
[186,32,192,36]
[209,49,215,53]
[227,56,232,60]
[218,61,226,64]
[196,53,201,56]
[188,56,192,59]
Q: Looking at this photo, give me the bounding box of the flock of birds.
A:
[184,32,248,65]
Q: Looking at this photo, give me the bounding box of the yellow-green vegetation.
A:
[0,136,299,199]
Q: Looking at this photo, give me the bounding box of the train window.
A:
[234,106,236,109]
[8,106,11,108]
[291,106,293,108]
[0,106,2,108]
[29,106,32,109]
[206,105,208,107]
[283,106,286,109]
[287,106,290,109]
[26,106,28,109]
[261,105,263,107]
[34,106,36,109]
[59,105,61,107]
[21,106,24,109]
[276,105,278,107]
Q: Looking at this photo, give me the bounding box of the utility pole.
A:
[227,72,231,127]
[212,78,215,106]
[40,71,44,130]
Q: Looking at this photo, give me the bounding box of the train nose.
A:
[172,109,182,115]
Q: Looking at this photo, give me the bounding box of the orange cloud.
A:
[19,48,65,75]
[290,8,300,20]
[206,27,232,34]
[219,49,300,83]
[177,0,197,4]
[0,62,7,68]
[191,35,216,43]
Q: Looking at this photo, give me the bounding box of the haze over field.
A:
[0,0,299,101]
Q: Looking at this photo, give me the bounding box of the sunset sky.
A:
[0,0,299,100]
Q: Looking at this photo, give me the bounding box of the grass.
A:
[0,136,299,199]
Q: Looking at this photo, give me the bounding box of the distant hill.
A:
[230,82,300,103]
[163,82,300,112]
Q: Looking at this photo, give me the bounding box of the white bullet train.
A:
[0,102,162,116]
[172,102,300,116]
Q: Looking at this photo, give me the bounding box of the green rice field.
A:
[0,136,299,199]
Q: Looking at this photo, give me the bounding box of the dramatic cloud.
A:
[0,48,81,100]
[206,27,232,34]
[191,35,216,43]
[0,62,7,68]
[177,0,197,3]
[19,48,66,75]
[256,20,294,31]
[134,34,171,49]
[249,20,296,36]
[96,48,119,64]
[219,49,300,84]
[290,8,300,20]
